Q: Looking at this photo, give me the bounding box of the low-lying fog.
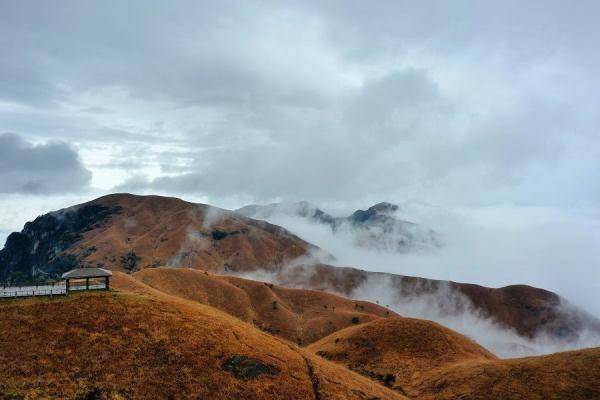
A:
[247,202,600,358]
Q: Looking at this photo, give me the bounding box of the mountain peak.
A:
[349,202,399,223]
[368,202,399,214]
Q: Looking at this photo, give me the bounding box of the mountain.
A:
[270,263,600,348]
[236,201,441,253]
[0,193,319,282]
[1,193,599,352]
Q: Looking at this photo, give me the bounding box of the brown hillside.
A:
[308,316,600,399]
[3,193,598,343]
[277,263,600,340]
[113,268,398,345]
[0,291,406,400]
[308,317,496,396]
[72,193,316,274]
[415,348,600,400]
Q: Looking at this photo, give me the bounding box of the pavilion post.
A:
[105,276,110,290]
[86,277,89,290]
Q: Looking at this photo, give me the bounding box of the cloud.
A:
[1,2,599,341]
[233,201,600,358]
[348,274,600,358]
[248,201,600,319]
[0,133,91,194]
[0,1,598,206]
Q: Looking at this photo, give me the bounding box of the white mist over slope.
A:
[241,202,600,357]
[349,274,600,358]
[259,203,600,317]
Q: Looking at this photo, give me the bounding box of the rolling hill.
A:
[114,267,398,345]
[1,193,599,348]
[1,259,599,399]
[307,317,600,399]
[0,290,405,400]
[272,263,600,345]
[308,317,497,396]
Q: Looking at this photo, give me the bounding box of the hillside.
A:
[415,348,600,400]
[308,317,497,396]
[114,268,398,345]
[275,263,600,343]
[0,291,406,400]
[1,193,598,346]
[0,193,317,282]
[308,318,600,399]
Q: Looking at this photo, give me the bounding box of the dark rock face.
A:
[349,202,398,224]
[222,355,280,379]
[0,204,121,282]
[210,230,244,241]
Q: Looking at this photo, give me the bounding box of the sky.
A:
[1,1,600,313]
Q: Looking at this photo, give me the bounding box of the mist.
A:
[237,202,600,357]
[348,274,600,358]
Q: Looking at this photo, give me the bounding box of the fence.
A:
[0,282,68,298]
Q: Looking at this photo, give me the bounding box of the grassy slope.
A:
[308,318,600,399]
[416,347,600,400]
[308,317,496,396]
[0,290,405,400]
[77,193,311,273]
[125,268,397,345]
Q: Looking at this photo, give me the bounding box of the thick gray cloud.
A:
[1,0,599,205]
[2,0,600,326]
[0,133,91,194]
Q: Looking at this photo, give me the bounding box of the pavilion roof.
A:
[61,267,113,279]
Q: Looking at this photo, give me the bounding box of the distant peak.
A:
[350,202,399,223]
[368,202,399,213]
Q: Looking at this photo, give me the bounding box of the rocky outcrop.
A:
[0,203,121,282]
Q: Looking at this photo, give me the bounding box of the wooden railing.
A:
[1,280,109,299]
[0,282,67,298]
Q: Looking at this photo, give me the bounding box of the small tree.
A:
[120,251,141,272]
[272,301,278,310]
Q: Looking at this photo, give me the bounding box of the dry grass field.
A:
[308,317,600,399]
[1,268,599,399]
[124,268,397,345]
[0,291,405,400]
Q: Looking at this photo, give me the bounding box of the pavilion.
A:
[61,267,112,292]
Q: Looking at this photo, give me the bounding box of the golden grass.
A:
[308,317,496,396]
[415,347,600,400]
[116,268,397,345]
[0,290,405,400]
[308,317,600,399]
[75,193,310,274]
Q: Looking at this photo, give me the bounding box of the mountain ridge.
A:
[236,200,441,253]
[1,193,598,354]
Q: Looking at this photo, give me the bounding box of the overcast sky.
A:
[1,1,599,312]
